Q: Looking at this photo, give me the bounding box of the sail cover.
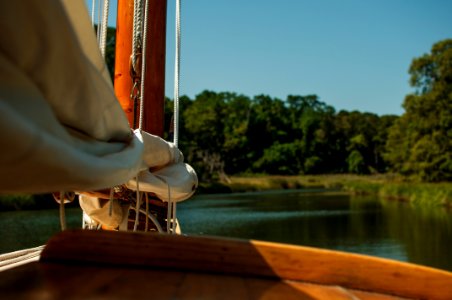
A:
[0,0,196,197]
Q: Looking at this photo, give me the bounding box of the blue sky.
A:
[96,0,452,115]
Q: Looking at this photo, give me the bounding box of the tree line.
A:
[165,91,398,181]
[102,29,451,183]
[163,39,452,183]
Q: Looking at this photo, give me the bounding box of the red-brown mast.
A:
[114,0,167,137]
[114,0,134,127]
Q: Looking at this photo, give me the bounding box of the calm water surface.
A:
[1,189,451,271]
[178,189,452,272]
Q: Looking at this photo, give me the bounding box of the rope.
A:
[129,207,164,233]
[145,192,149,231]
[96,0,102,43]
[82,212,86,229]
[166,0,182,234]
[173,0,181,148]
[133,179,141,231]
[166,183,172,233]
[138,0,150,130]
[128,0,182,234]
[99,0,110,58]
[59,191,67,231]
[0,246,43,272]
[132,0,143,58]
[172,201,177,233]
[108,187,114,216]
[91,0,96,26]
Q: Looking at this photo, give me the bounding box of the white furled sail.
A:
[0,0,197,206]
[0,0,142,193]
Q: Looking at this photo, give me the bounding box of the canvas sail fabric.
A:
[0,0,197,205]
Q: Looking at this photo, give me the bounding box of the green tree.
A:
[182,91,227,181]
[253,142,301,174]
[385,39,452,181]
[222,93,253,174]
[247,95,291,167]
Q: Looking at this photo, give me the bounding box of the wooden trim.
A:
[41,230,452,300]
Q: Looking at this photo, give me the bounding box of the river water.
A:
[1,189,451,271]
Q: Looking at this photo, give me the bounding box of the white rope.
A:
[99,0,110,58]
[166,0,182,234]
[173,0,181,148]
[0,246,43,272]
[138,0,150,130]
[59,191,67,231]
[132,0,143,58]
[145,192,149,231]
[128,0,182,234]
[108,187,114,216]
[82,212,86,229]
[166,183,172,233]
[172,201,177,233]
[133,179,141,231]
[165,182,177,234]
[91,0,96,26]
[96,0,102,43]
[129,206,164,233]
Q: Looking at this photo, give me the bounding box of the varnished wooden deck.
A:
[0,230,451,299]
[0,261,406,299]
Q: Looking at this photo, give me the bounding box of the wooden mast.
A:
[114,0,167,137]
[113,0,134,127]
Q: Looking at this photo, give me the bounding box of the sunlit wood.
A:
[37,230,452,300]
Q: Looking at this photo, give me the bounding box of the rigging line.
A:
[132,0,143,58]
[82,212,86,229]
[167,0,182,234]
[99,0,110,58]
[96,0,102,44]
[172,201,177,233]
[129,206,164,233]
[173,0,181,148]
[108,187,114,216]
[133,179,141,231]
[138,0,150,130]
[91,0,96,26]
[145,192,149,231]
[166,182,172,233]
[59,191,67,231]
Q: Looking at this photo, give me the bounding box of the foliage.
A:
[385,39,452,182]
[94,26,116,79]
[170,90,397,179]
[102,27,448,184]
[0,194,67,211]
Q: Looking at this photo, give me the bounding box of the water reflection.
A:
[1,190,450,272]
[0,208,82,254]
[178,190,452,271]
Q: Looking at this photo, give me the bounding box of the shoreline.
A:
[202,174,452,209]
[2,174,452,211]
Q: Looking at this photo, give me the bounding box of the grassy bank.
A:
[201,174,452,208]
[0,194,77,212]
[2,174,452,211]
[343,181,452,208]
[200,174,385,193]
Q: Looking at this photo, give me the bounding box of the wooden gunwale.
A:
[37,229,452,300]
